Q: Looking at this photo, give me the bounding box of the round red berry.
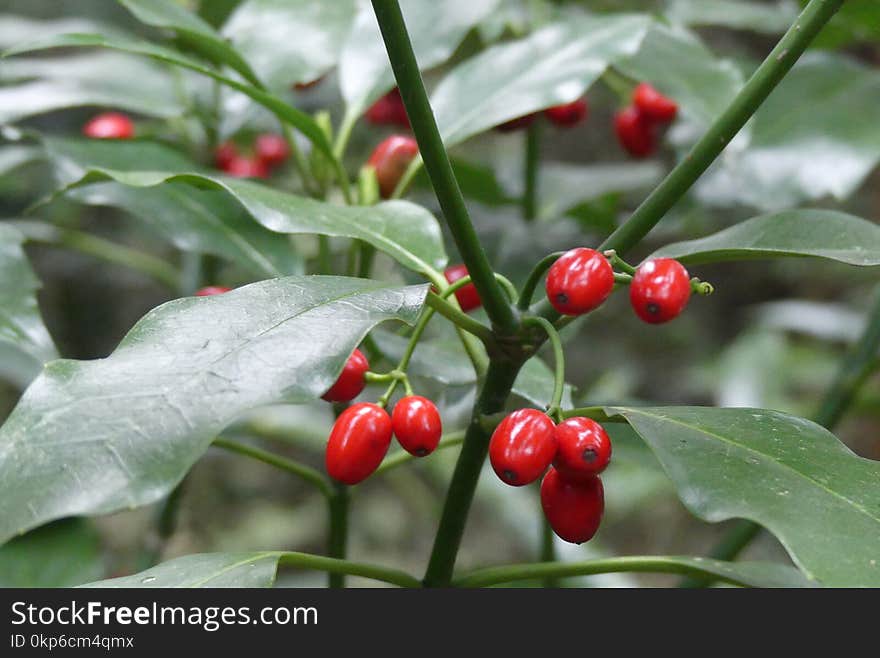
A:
[254,133,289,168]
[544,98,588,127]
[322,348,369,402]
[224,156,269,179]
[214,141,238,169]
[629,258,691,324]
[489,409,557,486]
[195,286,231,297]
[325,403,392,485]
[553,417,612,481]
[495,114,537,133]
[366,135,419,198]
[633,83,678,123]
[443,264,482,312]
[82,112,134,139]
[365,88,409,128]
[545,248,614,316]
[541,468,604,544]
[614,106,656,158]
[391,395,442,457]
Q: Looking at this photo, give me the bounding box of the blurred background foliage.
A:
[0,0,878,587]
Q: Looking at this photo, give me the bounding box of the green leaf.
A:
[4,33,332,157]
[0,519,103,587]
[118,0,263,88]
[41,139,447,276]
[340,0,501,119]
[807,0,880,48]
[665,0,799,34]
[651,210,880,267]
[0,277,426,544]
[0,145,42,176]
[696,53,880,210]
[222,0,356,89]
[610,406,880,586]
[81,552,281,588]
[0,14,126,48]
[431,14,650,147]
[0,224,57,377]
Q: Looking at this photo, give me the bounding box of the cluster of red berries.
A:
[489,409,610,543]
[321,348,443,485]
[546,248,692,324]
[614,83,678,159]
[83,112,135,140]
[496,97,589,132]
[214,133,289,179]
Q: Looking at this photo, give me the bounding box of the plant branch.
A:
[523,317,565,416]
[425,292,495,345]
[327,483,349,588]
[277,551,421,588]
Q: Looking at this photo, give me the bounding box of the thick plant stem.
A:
[599,0,844,256]
[370,0,518,335]
[423,358,525,586]
[327,483,350,588]
[523,122,541,221]
[682,286,880,586]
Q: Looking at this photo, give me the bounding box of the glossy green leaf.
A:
[665,0,799,34]
[339,0,501,119]
[0,224,57,378]
[696,53,880,210]
[0,276,426,544]
[119,0,263,88]
[82,552,281,588]
[610,406,880,586]
[652,210,880,267]
[0,15,126,48]
[4,33,332,157]
[222,0,356,89]
[431,14,650,146]
[0,145,41,176]
[0,519,103,587]
[42,139,446,276]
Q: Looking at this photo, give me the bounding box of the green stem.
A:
[518,252,563,311]
[280,124,318,197]
[276,551,420,588]
[600,0,845,256]
[523,121,541,221]
[327,483,349,588]
[317,235,331,273]
[425,292,495,345]
[213,437,332,498]
[540,509,557,588]
[371,0,518,335]
[453,555,769,588]
[375,431,466,475]
[682,285,880,586]
[523,317,564,415]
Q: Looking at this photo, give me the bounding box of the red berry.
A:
[541,468,604,544]
[254,133,289,168]
[443,264,481,312]
[553,417,612,481]
[366,135,419,198]
[322,348,369,402]
[224,156,269,179]
[325,402,392,485]
[495,114,537,133]
[614,106,656,158]
[214,141,238,169]
[545,248,614,316]
[544,98,588,127]
[633,83,678,123]
[82,112,134,139]
[365,88,410,128]
[489,409,557,486]
[391,395,442,457]
[195,286,231,296]
[629,258,691,324]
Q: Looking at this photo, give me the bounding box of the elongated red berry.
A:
[541,468,604,544]
[392,395,442,457]
[629,258,691,324]
[544,98,588,127]
[545,248,614,316]
[224,156,269,179]
[553,417,611,481]
[614,106,656,158]
[365,88,409,128]
[322,348,369,402]
[214,141,238,169]
[367,135,419,198]
[325,403,392,485]
[83,112,134,139]
[195,286,231,296]
[254,133,289,168]
[495,114,537,133]
[443,264,481,312]
[633,83,678,123]
[489,409,556,486]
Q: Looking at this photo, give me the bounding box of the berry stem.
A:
[599,0,845,256]
[275,551,421,588]
[540,509,558,588]
[522,317,565,418]
[370,0,518,335]
[604,249,637,275]
[327,483,350,588]
[425,293,495,345]
[518,252,564,311]
[523,120,541,221]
